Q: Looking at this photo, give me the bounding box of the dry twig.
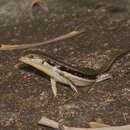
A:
[38,116,130,130]
[0,29,85,51]
[88,122,111,128]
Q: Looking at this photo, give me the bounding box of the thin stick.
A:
[0,29,85,51]
[38,116,130,130]
[88,122,111,128]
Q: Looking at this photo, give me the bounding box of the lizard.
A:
[19,49,130,96]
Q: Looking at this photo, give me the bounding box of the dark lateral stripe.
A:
[46,60,96,79]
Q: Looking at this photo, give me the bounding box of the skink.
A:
[19,52,112,96]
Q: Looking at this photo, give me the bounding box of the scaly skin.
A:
[19,53,112,96]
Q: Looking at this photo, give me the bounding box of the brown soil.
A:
[0,0,130,130]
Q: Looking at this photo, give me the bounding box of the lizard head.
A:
[19,53,46,66]
[19,53,54,77]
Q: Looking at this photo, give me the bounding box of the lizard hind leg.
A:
[66,78,79,95]
[59,73,79,95]
[50,78,57,97]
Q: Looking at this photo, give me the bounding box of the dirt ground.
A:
[0,0,130,129]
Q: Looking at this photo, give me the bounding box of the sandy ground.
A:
[0,0,130,129]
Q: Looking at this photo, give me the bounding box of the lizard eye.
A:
[28,55,34,58]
